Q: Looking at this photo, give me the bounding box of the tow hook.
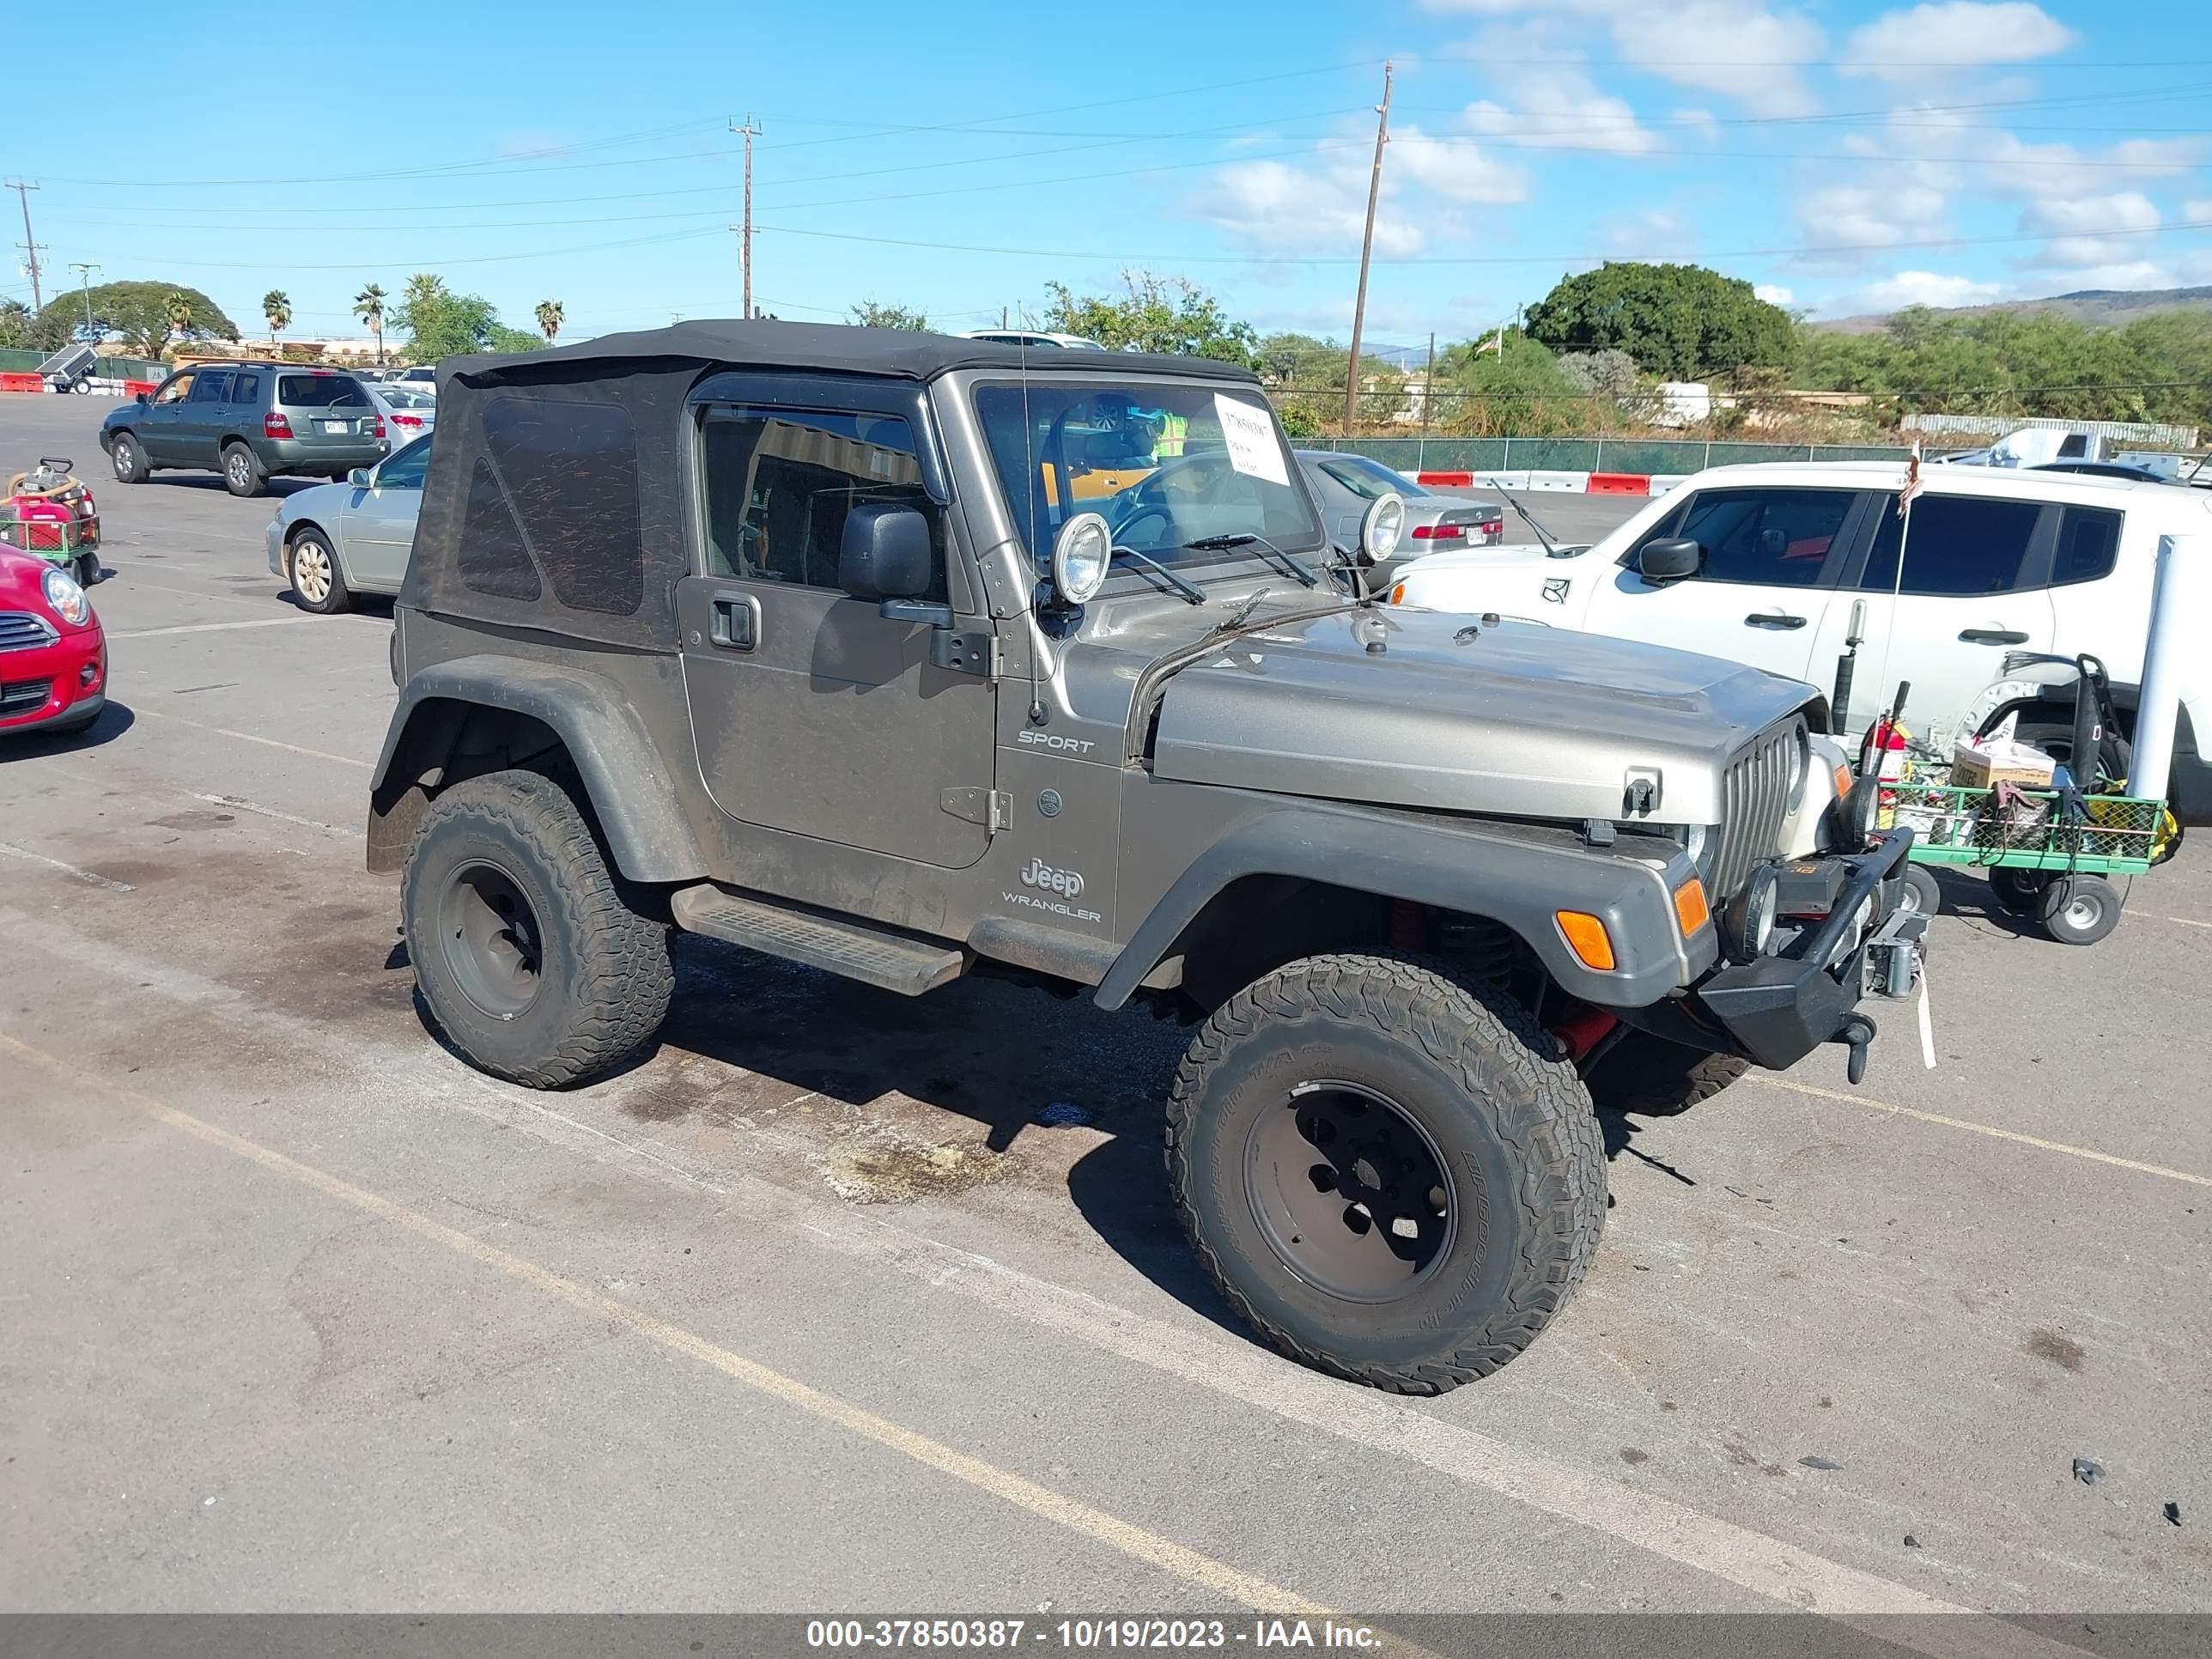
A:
[1834,1013,1875,1085]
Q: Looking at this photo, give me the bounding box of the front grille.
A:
[1709,721,1802,898]
[0,678,55,717]
[0,611,58,653]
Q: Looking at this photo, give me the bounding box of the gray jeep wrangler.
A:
[368,323,1926,1392]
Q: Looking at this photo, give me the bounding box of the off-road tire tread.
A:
[1586,1031,1752,1118]
[404,769,672,1089]
[1166,952,1603,1394]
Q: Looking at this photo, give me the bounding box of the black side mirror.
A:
[1637,537,1701,583]
[134,392,149,405]
[838,504,933,601]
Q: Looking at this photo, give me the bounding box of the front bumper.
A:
[0,624,107,733]
[1689,829,1922,1072]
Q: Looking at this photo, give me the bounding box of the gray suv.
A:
[100,362,388,496]
[368,322,1926,1392]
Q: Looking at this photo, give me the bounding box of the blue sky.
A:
[10,0,2210,352]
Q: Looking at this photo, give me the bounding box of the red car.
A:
[0,546,106,737]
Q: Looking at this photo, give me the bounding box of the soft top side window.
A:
[697,404,946,600]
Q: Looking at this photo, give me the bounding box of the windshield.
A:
[974,380,1322,573]
[1315,453,1431,500]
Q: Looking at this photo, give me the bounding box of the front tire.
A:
[110,434,149,483]
[1167,954,1604,1393]
[403,769,673,1088]
[1901,863,1943,918]
[286,529,350,614]
[221,441,266,498]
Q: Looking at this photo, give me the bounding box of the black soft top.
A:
[444,319,1261,387]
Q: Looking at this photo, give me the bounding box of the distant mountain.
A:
[1815,285,2212,335]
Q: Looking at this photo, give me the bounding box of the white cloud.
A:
[2030,261,2175,292]
[1838,3,2074,80]
[1458,23,1658,155]
[1595,208,1695,258]
[2183,199,2212,222]
[1190,125,1525,256]
[1792,184,1950,269]
[2018,191,2161,270]
[1754,283,1795,306]
[1829,270,2007,314]
[1427,0,1825,117]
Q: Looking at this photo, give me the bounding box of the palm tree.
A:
[263,289,291,357]
[355,283,387,365]
[535,299,563,344]
[162,289,195,356]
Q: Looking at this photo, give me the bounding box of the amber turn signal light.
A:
[1554,910,1616,972]
[1673,876,1711,937]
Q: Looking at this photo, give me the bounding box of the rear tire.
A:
[1167,953,1604,1393]
[222,441,266,498]
[403,769,672,1088]
[109,434,149,483]
[286,529,350,614]
[1584,1028,1750,1117]
[2040,874,2121,945]
[74,552,100,588]
[1988,866,2048,915]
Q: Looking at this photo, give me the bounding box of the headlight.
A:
[41,566,90,628]
[1359,492,1406,562]
[1830,774,1881,850]
[1051,511,1110,605]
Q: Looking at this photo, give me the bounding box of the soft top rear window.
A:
[279,374,372,409]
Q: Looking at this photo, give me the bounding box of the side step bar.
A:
[670,884,966,997]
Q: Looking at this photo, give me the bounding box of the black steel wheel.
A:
[1169,953,1604,1393]
[437,860,546,1020]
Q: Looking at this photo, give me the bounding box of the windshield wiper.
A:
[1110,543,1206,605]
[1487,486,1564,557]
[1179,532,1320,587]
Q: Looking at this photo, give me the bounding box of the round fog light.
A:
[1726,865,1780,963]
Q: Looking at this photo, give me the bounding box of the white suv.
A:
[1389,461,2212,823]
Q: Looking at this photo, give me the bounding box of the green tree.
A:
[354,283,387,365]
[848,300,929,331]
[488,323,544,353]
[1431,333,1590,435]
[1,296,69,352]
[392,276,501,361]
[262,289,291,353]
[535,298,563,343]
[37,283,236,356]
[1040,272,1259,368]
[1526,262,1792,380]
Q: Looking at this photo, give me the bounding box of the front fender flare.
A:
[1093,804,1710,1012]
[369,655,705,884]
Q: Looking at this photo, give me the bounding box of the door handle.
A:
[710,594,761,651]
[1959,628,2029,645]
[1744,611,1807,629]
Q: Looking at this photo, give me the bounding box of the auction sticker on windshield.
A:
[1213,394,1289,486]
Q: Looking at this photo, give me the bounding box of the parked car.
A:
[364,320,1924,1392]
[1295,451,1503,577]
[2033,461,2176,484]
[265,433,429,613]
[1389,460,2212,822]
[0,547,105,737]
[386,366,439,392]
[368,383,436,441]
[99,364,388,497]
[958,329,1109,351]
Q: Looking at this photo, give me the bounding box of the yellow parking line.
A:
[0,1033,1332,1620]
[1752,1074,2212,1188]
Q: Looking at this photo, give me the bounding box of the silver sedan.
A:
[264,433,429,613]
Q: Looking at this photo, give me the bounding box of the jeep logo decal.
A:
[1020,857,1085,899]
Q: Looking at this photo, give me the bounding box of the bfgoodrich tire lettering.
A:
[403,769,672,1088]
[1167,953,1605,1393]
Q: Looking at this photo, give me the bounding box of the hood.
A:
[1150,603,1813,826]
[276,479,353,522]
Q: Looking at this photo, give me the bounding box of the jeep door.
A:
[1809,490,2061,744]
[1583,483,1868,683]
[676,390,997,869]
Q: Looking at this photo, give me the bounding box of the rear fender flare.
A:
[369,654,705,883]
[1093,805,1706,1012]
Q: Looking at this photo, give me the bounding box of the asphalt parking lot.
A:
[3,392,2209,1644]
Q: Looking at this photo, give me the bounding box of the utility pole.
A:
[7,180,44,313]
[1340,62,1392,436]
[70,261,100,336]
[729,116,760,319]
